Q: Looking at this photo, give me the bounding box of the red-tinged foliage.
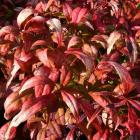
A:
[0,0,140,140]
[61,89,80,121]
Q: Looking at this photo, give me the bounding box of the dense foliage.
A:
[0,0,140,139]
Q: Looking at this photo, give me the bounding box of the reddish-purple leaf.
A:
[33,66,50,77]
[6,50,33,89]
[61,90,79,120]
[71,7,87,24]
[107,31,121,54]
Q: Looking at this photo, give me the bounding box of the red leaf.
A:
[17,7,34,28]
[4,92,21,120]
[65,48,94,71]
[91,35,108,49]
[5,94,56,139]
[63,3,72,20]
[0,26,18,43]
[0,122,16,140]
[35,2,47,13]
[71,7,87,24]
[89,91,111,109]
[61,90,79,121]
[6,60,20,89]
[45,0,55,11]
[35,49,49,67]
[19,75,53,94]
[126,105,140,136]
[24,16,46,32]
[106,61,133,95]
[129,35,138,63]
[67,35,80,49]
[60,65,72,86]
[66,128,75,140]
[128,99,140,111]
[87,107,102,128]
[31,40,48,50]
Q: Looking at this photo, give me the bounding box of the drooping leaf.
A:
[107,31,121,54]
[91,35,108,49]
[31,40,48,50]
[107,61,133,95]
[24,16,46,32]
[65,48,94,71]
[17,7,34,28]
[67,35,80,49]
[19,75,53,94]
[4,91,33,120]
[61,90,79,121]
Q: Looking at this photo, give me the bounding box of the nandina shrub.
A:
[0,0,140,139]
